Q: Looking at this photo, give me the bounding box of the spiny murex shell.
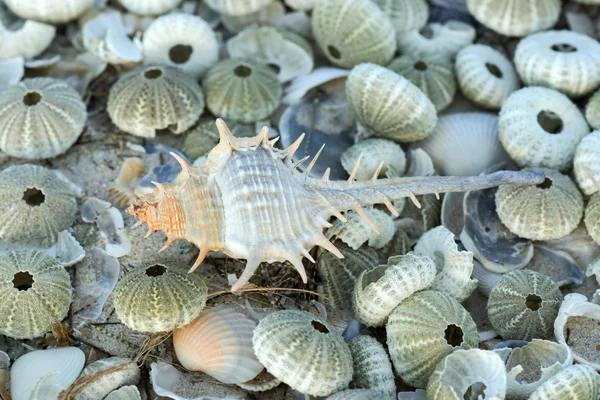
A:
[126,119,545,291]
[347,335,395,399]
[0,250,72,339]
[252,309,353,397]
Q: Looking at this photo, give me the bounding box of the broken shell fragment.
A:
[81,197,131,257]
[82,10,143,64]
[107,157,145,208]
[529,364,599,400]
[396,21,475,60]
[105,386,141,400]
[4,0,93,23]
[74,357,141,400]
[0,18,55,60]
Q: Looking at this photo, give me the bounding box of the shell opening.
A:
[537,110,563,134]
[13,271,34,291]
[464,382,487,399]
[551,43,577,53]
[23,91,42,106]
[144,68,163,79]
[414,61,428,71]
[145,264,167,277]
[169,44,193,64]
[234,65,252,77]
[444,324,464,347]
[327,45,341,60]
[525,294,542,311]
[419,26,434,39]
[22,187,45,206]
[485,63,503,78]
[267,63,281,74]
[311,320,330,334]
[536,177,553,190]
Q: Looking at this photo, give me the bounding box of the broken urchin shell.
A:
[252,309,353,397]
[396,21,475,60]
[3,0,93,23]
[113,262,208,333]
[341,138,407,181]
[173,306,264,384]
[574,130,600,196]
[0,78,87,160]
[107,65,204,138]
[488,269,562,340]
[353,252,436,327]
[0,250,72,339]
[585,192,600,245]
[529,364,599,400]
[347,335,396,399]
[82,10,142,65]
[386,290,479,389]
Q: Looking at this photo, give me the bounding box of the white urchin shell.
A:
[3,0,93,23]
[396,20,475,60]
[573,130,600,196]
[585,89,600,130]
[0,19,55,60]
[119,0,183,15]
[205,0,273,16]
[340,138,407,181]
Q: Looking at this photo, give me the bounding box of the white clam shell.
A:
[29,373,62,400]
[10,347,85,400]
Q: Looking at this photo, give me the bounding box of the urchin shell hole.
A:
[465,382,487,399]
[327,45,341,60]
[414,61,428,71]
[536,178,553,190]
[537,110,563,134]
[144,68,163,79]
[145,264,167,277]
[13,271,34,291]
[311,320,329,333]
[234,65,252,77]
[267,63,281,74]
[551,43,577,53]
[23,91,42,106]
[525,294,542,311]
[169,44,193,64]
[485,63,503,78]
[444,324,463,347]
[22,187,45,206]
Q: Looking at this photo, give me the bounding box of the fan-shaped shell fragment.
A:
[345,63,437,142]
[75,357,140,400]
[372,0,428,36]
[0,250,72,339]
[107,65,204,138]
[488,269,562,340]
[466,0,561,37]
[586,89,600,130]
[574,131,600,196]
[529,364,599,400]
[312,0,396,68]
[0,78,86,159]
[142,13,218,79]
[347,335,396,398]
[119,0,183,15]
[0,19,55,60]
[386,290,479,388]
[515,30,600,98]
[585,193,600,245]
[205,0,272,16]
[396,21,475,60]
[499,87,589,171]
[353,252,436,327]
[252,309,353,397]
[341,139,407,181]
[326,209,396,250]
[4,0,93,23]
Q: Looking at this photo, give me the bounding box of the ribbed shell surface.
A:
[529,364,599,400]
[0,250,72,339]
[4,0,93,23]
[586,89,600,129]
[107,66,204,138]
[173,306,263,384]
[0,78,86,160]
[487,269,563,340]
[585,193,600,245]
[396,21,475,60]
[252,310,353,397]
[326,209,396,250]
[347,335,396,399]
[75,357,141,400]
[386,290,479,389]
[119,0,183,15]
[574,131,600,196]
[341,138,407,181]
[0,164,77,245]
[205,0,273,16]
[372,0,428,35]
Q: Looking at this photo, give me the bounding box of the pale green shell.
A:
[117,0,182,15]
[203,59,281,123]
[585,192,600,245]
[347,336,395,398]
[312,0,396,68]
[341,138,407,181]
[414,226,476,302]
[113,262,208,332]
[0,164,77,245]
[396,21,475,60]
[529,364,599,400]
[372,0,428,34]
[499,87,589,171]
[387,54,456,112]
[455,44,519,109]
[316,242,379,312]
[515,30,600,98]
[353,252,436,327]
[205,0,272,16]
[327,389,381,400]
[585,89,600,130]
[574,131,600,196]
[252,309,353,397]
[427,349,507,400]
[0,250,71,340]
[4,0,93,23]
[466,0,561,37]
[105,386,141,400]
[386,290,479,388]
[495,168,583,241]
[487,269,562,340]
[75,357,141,400]
[0,78,87,159]
[107,65,204,138]
[326,209,396,250]
[183,121,220,161]
[220,2,283,33]
[346,63,437,142]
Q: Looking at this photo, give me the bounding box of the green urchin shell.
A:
[183,121,221,161]
[113,262,208,333]
[586,89,600,130]
[487,269,562,340]
[347,335,396,398]
[0,164,77,246]
[312,0,396,68]
[0,250,72,339]
[327,389,381,400]
[372,0,428,35]
[529,364,599,400]
[585,192,600,245]
[203,59,282,123]
[495,168,583,241]
[387,54,456,112]
[252,309,353,397]
[386,290,479,389]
